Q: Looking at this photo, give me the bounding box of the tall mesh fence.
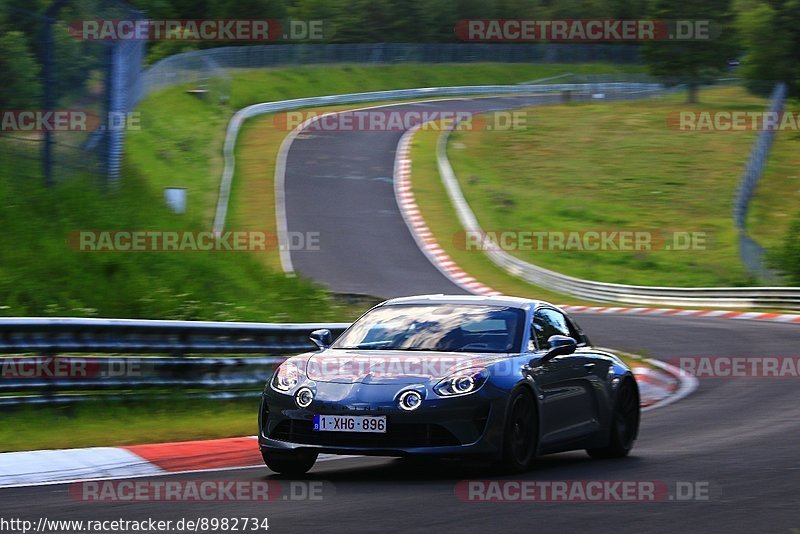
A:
[137,43,642,105]
[0,0,144,184]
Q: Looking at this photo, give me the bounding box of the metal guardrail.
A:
[0,319,349,406]
[212,82,663,233]
[435,119,800,310]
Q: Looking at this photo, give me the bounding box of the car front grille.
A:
[270,419,460,448]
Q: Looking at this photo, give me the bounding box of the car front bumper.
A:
[259,382,508,459]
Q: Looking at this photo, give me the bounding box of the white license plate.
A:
[313,414,387,433]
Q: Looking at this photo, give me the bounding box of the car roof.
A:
[380,294,551,311]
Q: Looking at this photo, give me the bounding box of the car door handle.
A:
[583,363,596,372]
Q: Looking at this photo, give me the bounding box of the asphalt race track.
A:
[2,97,799,533]
[282,94,568,296]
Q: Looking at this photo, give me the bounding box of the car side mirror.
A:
[536,335,577,364]
[309,329,333,350]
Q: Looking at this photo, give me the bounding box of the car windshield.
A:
[332,304,525,353]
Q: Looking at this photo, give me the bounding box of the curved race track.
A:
[281,94,570,296]
[1,96,799,533]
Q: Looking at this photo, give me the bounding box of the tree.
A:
[53,22,94,99]
[737,0,800,97]
[0,31,41,109]
[643,0,738,103]
[0,0,49,55]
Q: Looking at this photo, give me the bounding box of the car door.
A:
[528,308,599,445]
[562,312,608,428]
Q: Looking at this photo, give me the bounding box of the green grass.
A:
[125,89,231,226]
[439,85,797,287]
[225,63,645,110]
[0,141,347,321]
[746,101,800,249]
[0,398,260,452]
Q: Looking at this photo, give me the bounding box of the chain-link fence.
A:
[137,43,641,105]
[134,51,230,107]
[0,0,144,184]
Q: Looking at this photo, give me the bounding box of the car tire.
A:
[498,388,538,473]
[587,379,640,459]
[262,449,318,475]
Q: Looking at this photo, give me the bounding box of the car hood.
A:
[305,349,504,385]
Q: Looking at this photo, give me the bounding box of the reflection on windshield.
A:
[333,304,524,353]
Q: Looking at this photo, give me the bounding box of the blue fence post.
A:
[732,82,787,281]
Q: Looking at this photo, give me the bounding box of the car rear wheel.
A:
[587,379,640,459]
[498,388,538,473]
[262,449,318,475]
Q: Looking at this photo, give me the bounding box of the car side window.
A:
[543,309,570,337]
[530,309,563,351]
[563,315,587,345]
[530,315,545,351]
[550,309,589,345]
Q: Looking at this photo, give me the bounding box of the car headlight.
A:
[271,361,301,393]
[433,367,488,397]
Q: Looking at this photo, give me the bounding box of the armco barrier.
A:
[0,318,348,406]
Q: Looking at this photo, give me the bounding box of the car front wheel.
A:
[587,379,640,459]
[262,449,318,475]
[498,388,538,473]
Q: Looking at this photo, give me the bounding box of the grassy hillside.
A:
[0,160,340,321]
[746,119,800,249]
[438,85,799,287]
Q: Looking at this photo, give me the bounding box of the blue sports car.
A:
[259,294,640,474]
